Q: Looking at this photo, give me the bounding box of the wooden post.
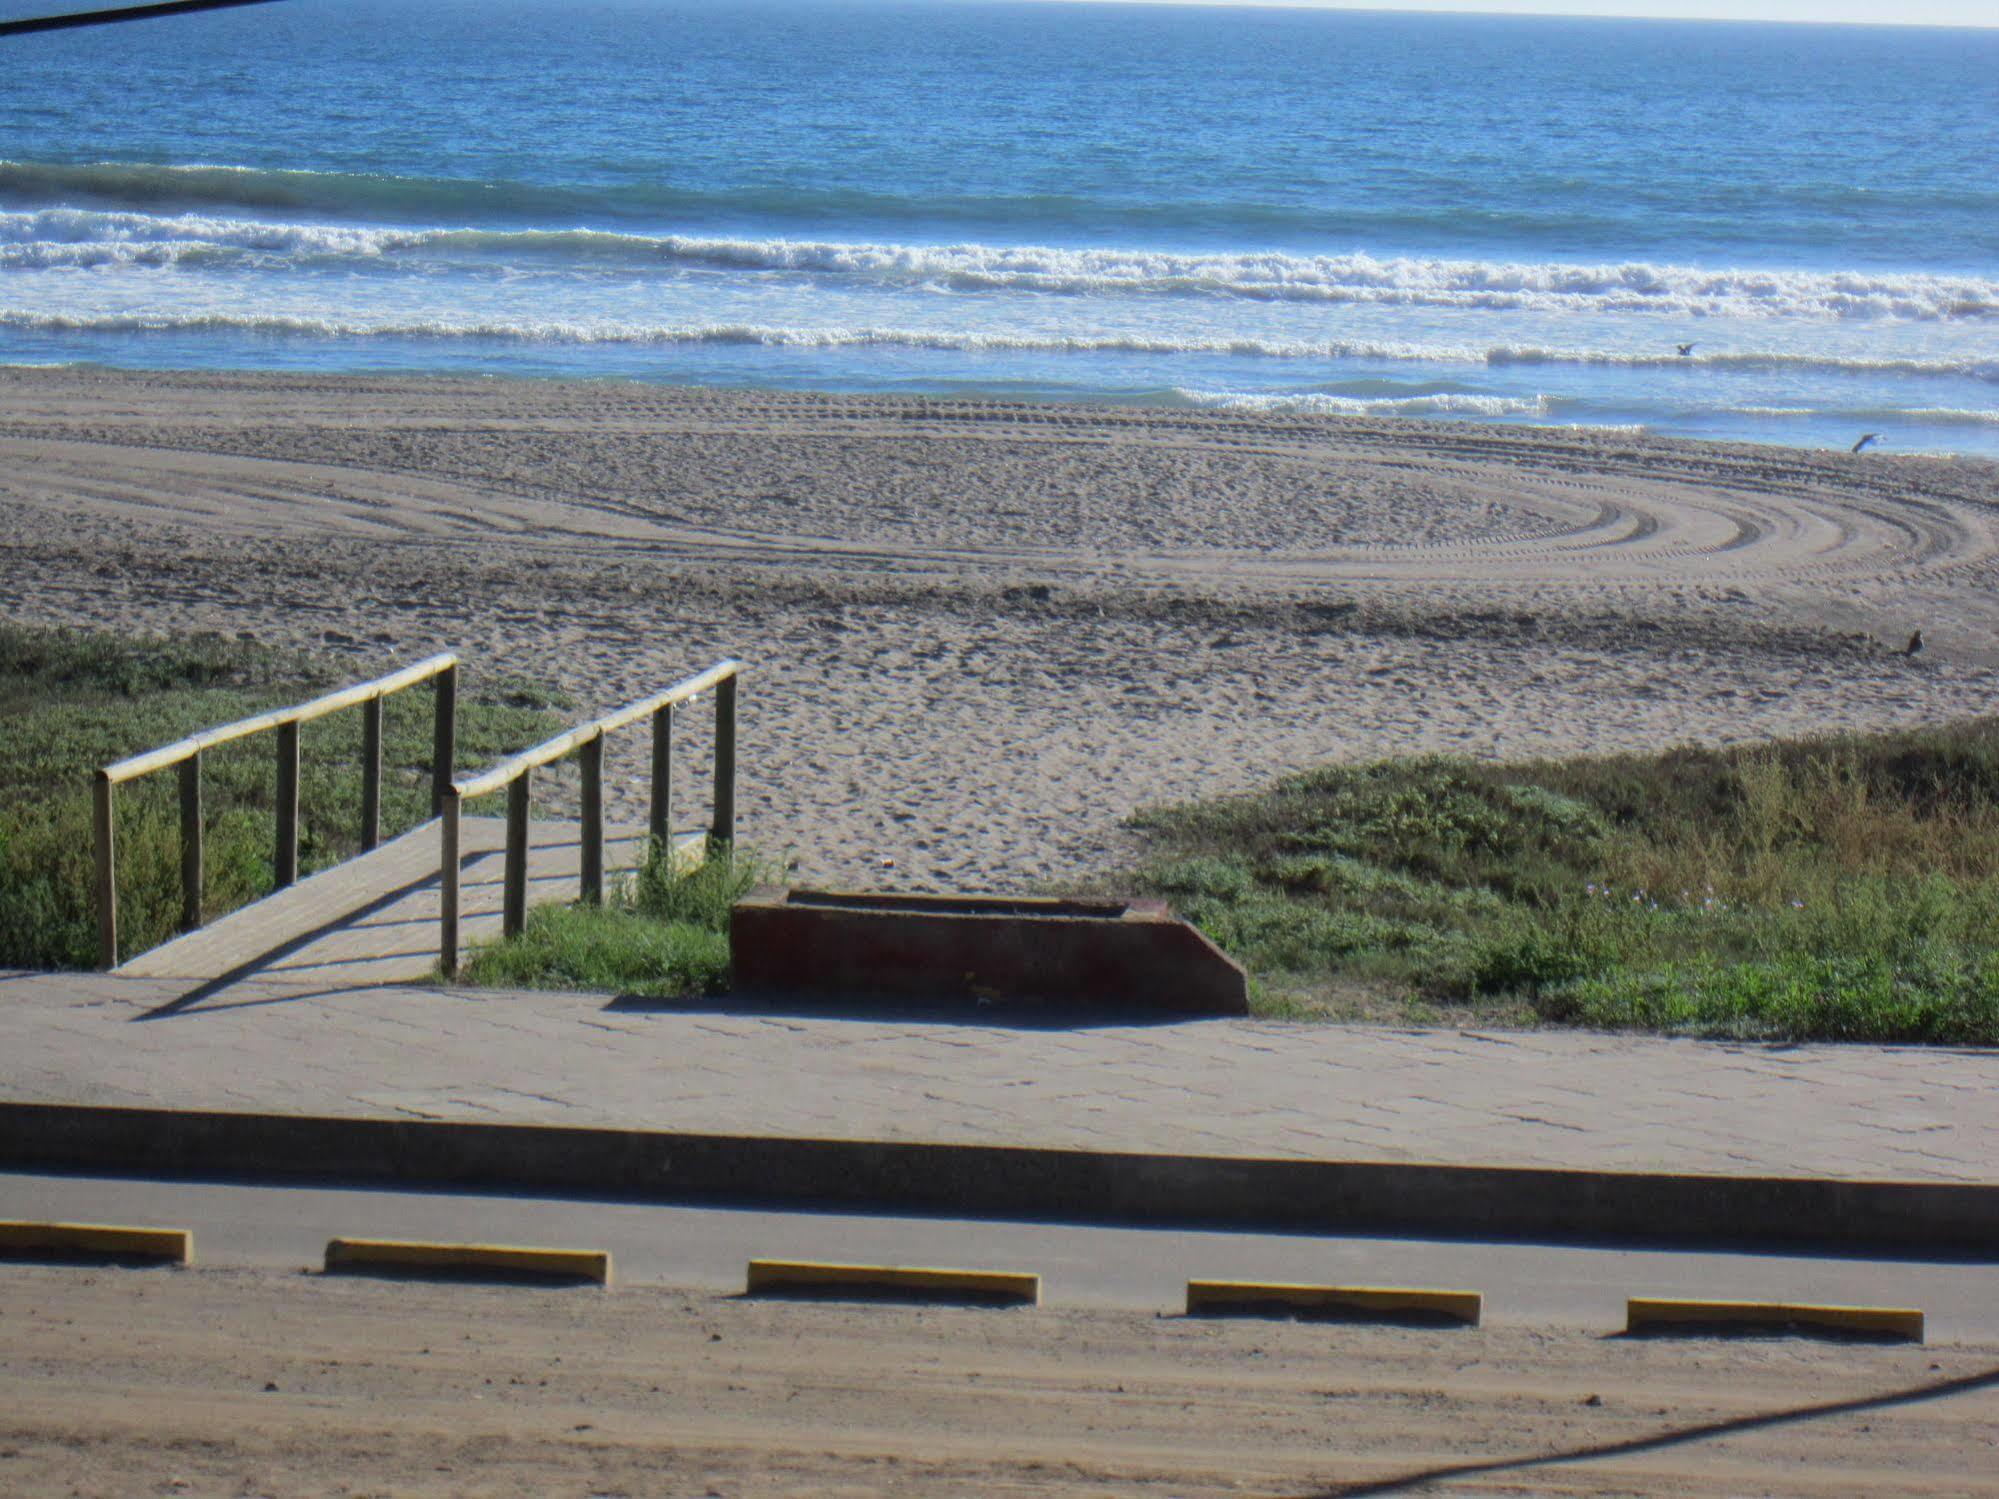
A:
[503,771,531,938]
[275,721,300,889]
[649,704,672,854]
[178,751,202,933]
[431,662,458,819]
[360,694,383,851]
[439,789,461,975]
[712,673,737,851]
[579,732,604,905]
[93,772,117,970]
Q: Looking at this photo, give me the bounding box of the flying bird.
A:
[1676,343,1695,357]
[1852,433,1880,453]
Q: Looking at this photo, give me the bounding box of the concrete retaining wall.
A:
[5,1101,1996,1254]
[730,888,1249,1015]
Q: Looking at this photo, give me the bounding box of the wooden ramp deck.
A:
[119,816,700,992]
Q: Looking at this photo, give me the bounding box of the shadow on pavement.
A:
[599,989,1197,1030]
[1295,1362,1999,1498]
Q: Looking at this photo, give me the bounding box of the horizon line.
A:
[998,0,1999,31]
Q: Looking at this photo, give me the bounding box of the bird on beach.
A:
[1675,343,1695,357]
[1852,433,1880,453]
[1906,630,1924,656]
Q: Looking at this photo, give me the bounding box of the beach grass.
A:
[1128,725,1999,1044]
[454,714,1999,1044]
[456,847,765,999]
[0,624,566,969]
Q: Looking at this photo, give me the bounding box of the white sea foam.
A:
[625,236,1999,321]
[1177,389,1552,418]
[5,208,1995,322]
[2,308,1992,385]
[0,209,411,257]
[1728,404,1999,427]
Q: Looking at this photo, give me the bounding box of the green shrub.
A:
[1543,950,1999,1045]
[1144,856,1257,901]
[458,901,732,999]
[458,845,770,999]
[1124,719,1999,1041]
[0,623,564,969]
[1467,924,1597,995]
[633,844,765,925]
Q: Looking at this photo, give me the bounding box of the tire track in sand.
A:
[2,403,1991,597]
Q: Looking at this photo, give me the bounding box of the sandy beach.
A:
[3,366,1996,889]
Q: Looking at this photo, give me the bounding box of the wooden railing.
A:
[93,652,460,969]
[437,659,740,975]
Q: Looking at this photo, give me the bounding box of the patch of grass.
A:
[457,848,767,998]
[1124,724,1999,1043]
[0,624,566,969]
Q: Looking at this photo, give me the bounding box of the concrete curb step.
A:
[1626,1297,1926,1342]
[745,1258,1041,1305]
[4,1101,1996,1254]
[323,1236,612,1285]
[1186,1280,1483,1325]
[0,1218,191,1263]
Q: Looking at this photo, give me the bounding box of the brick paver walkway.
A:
[3,970,1992,1183]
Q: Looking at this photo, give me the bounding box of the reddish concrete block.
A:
[730,888,1248,1016]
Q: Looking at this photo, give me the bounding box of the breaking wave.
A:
[3,308,1991,384]
[1176,390,1553,418]
[5,203,1996,322]
[1727,404,1999,427]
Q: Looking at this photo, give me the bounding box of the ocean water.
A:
[2,0,1996,454]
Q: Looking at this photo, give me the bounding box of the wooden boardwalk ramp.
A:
[120,817,701,994]
[94,654,739,1006]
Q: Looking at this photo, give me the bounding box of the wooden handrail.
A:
[452,659,739,800]
[93,652,460,969]
[438,660,741,974]
[101,653,458,784]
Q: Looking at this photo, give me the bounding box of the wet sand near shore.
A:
[3,367,1995,889]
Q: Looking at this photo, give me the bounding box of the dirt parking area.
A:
[2,1265,1994,1496]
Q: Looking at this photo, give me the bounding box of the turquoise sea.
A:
[3,0,1996,453]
